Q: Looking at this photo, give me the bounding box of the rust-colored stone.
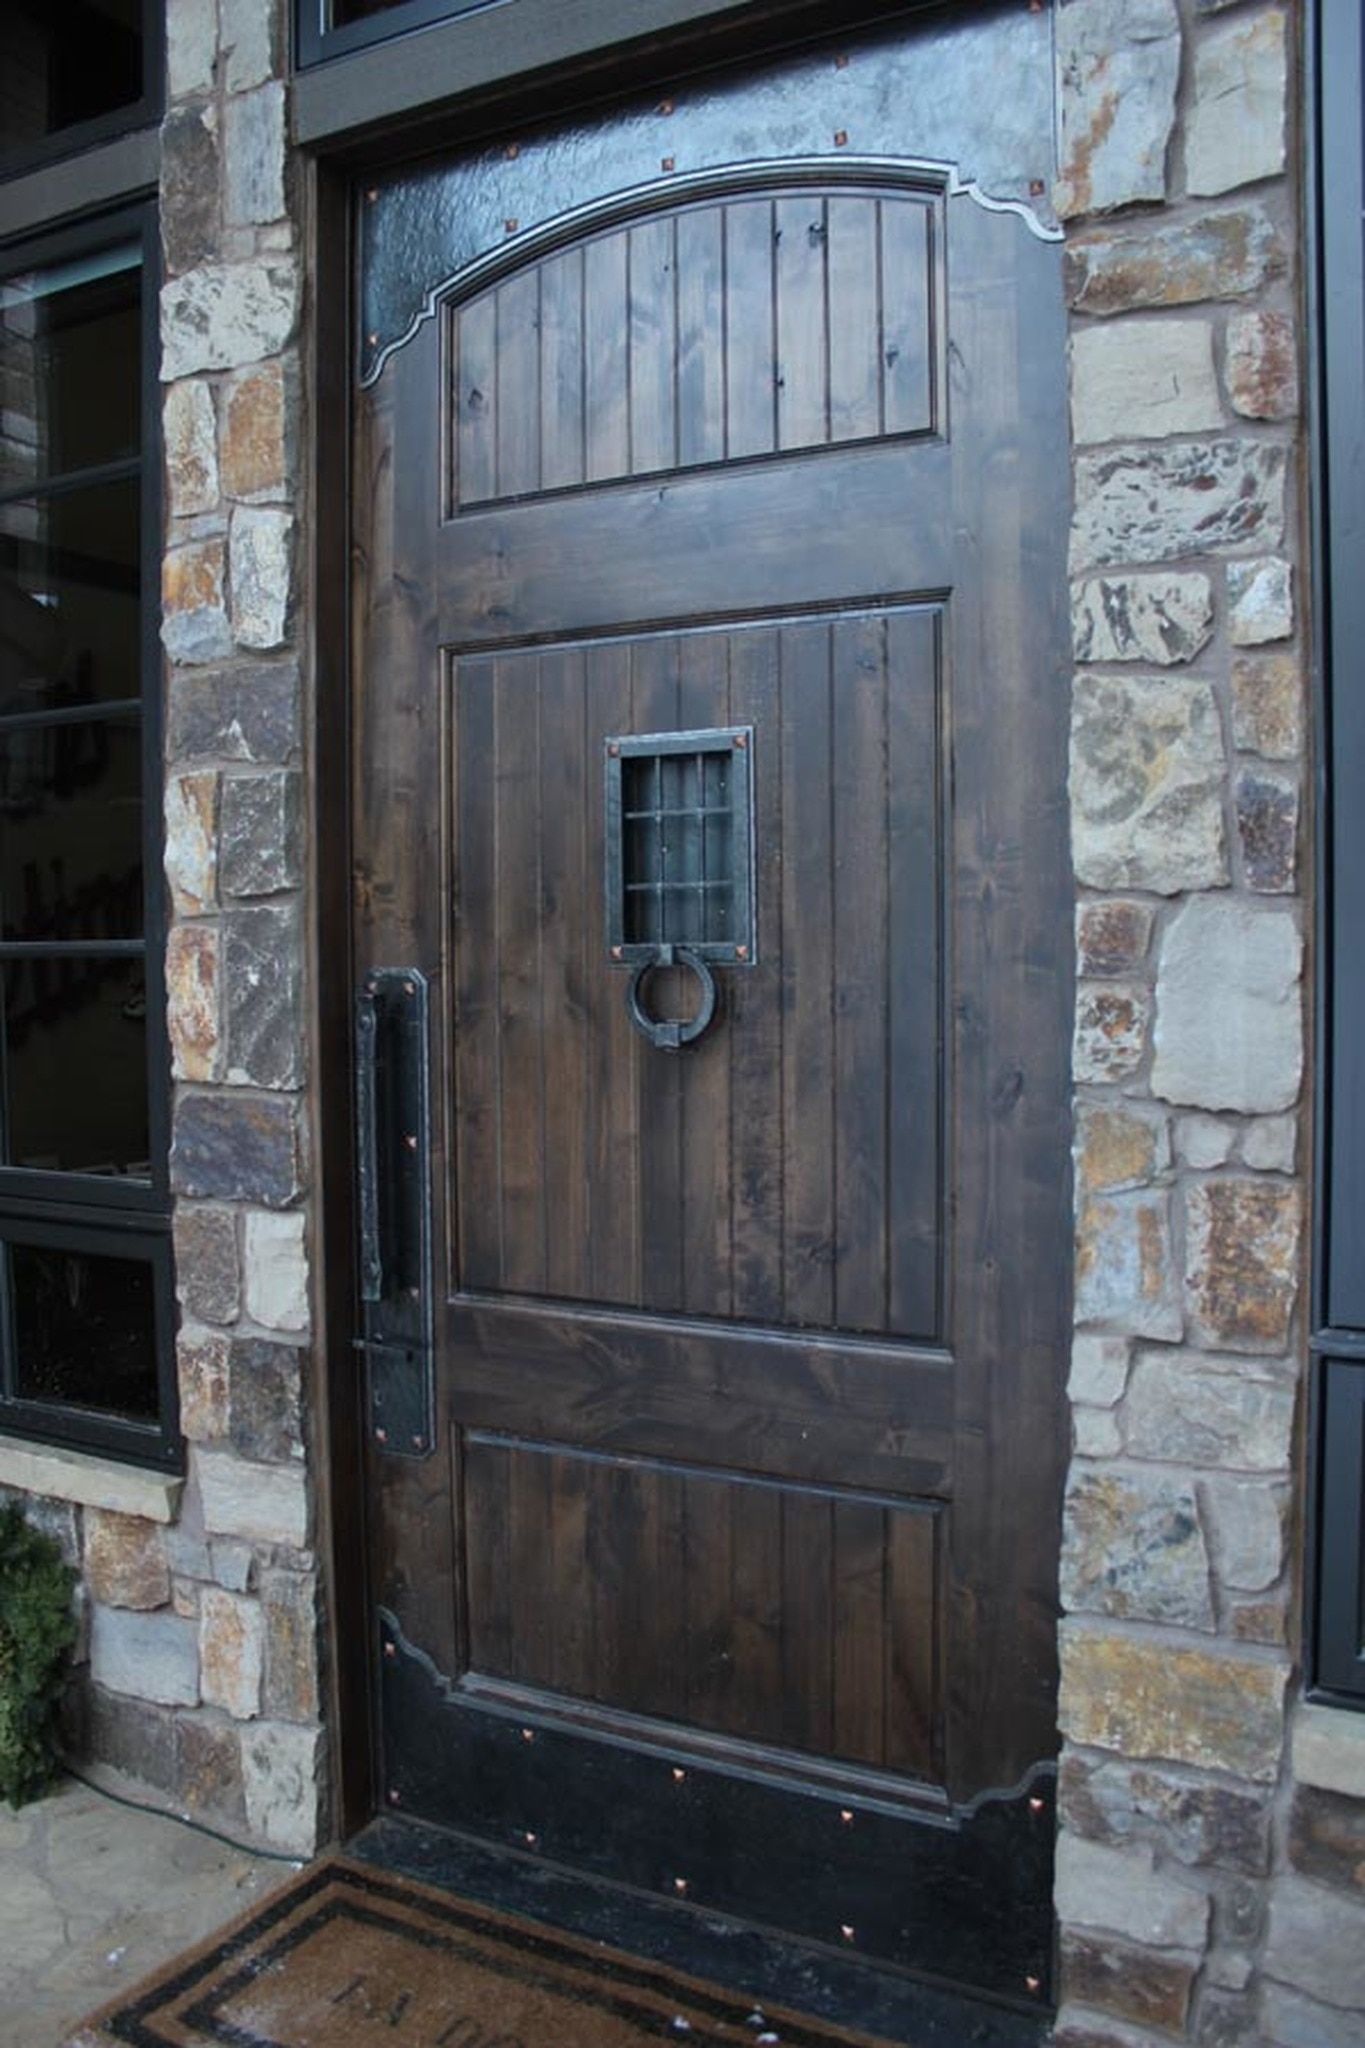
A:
[166,924,221,1082]
[222,362,289,499]
[83,1509,171,1612]
[1076,899,1154,977]
[1184,1178,1301,1352]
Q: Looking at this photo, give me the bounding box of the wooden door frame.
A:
[308,0,1068,1847]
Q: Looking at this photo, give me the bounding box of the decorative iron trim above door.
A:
[357,5,1060,383]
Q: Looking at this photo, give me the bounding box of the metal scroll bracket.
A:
[354,968,434,1458]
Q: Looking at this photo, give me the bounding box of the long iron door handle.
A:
[354,969,434,1457]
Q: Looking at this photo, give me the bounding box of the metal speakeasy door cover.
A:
[349,10,1072,2014]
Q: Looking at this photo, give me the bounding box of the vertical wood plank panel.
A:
[887,607,944,1337]
[548,1447,594,1697]
[727,626,785,1325]
[451,661,502,1289]
[724,201,777,460]
[885,1505,940,1778]
[832,614,890,1333]
[494,268,542,498]
[463,1438,512,1677]
[629,215,678,477]
[683,1470,734,1732]
[537,644,592,1300]
[507,1436,556,1687]
[454,294,498,507]
[631,634,686,1313]
[832,1499,888,1767]
[881,199,934,437]
[676,631,734,1315]
[676,205,726,469]
[780,1489,833,1755]
[827,197,882,443]
[586,637,641,1305]
[538,246,586,493]
[779,621,836,1327]
[584,229,631,483]
[775,193,829,451]
[493,655,547,1293]
[727,1479,784,1740]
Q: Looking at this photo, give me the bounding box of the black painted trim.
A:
[1311,0,1365,1702]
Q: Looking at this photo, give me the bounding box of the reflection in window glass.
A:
[0,254,140,488]
[0,3,145,157]
[0,715,143,944]
[11,1241,158,1421]
[0,481,142,716]
[3,954,148,1175]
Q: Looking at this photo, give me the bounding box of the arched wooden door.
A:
[350,30,1070,2013]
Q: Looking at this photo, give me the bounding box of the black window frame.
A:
[1310,0,1365,1704]
[295,0,502,70]
[0,198,177,1472]
[0,0,164,184]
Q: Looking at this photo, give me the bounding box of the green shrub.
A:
[0,1503,77,1807]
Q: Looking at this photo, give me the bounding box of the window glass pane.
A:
[0,479,142,713]
[0,715,142,943]
[0,251,140,488]
[3,953,148,1174]
[10,1240,158,1421]
[0,3,145,156]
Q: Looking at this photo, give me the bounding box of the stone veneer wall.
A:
[31,0,322,1856]
[1053,2,1364,2044]
[2,0,1362,2035]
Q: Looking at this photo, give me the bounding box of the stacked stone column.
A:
[60,0,323,1855]
[1053,4,1362,2044]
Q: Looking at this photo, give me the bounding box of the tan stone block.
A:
[163,536,226,616]
[1184,1178,1301,1352]
[164,379,219,516]
[200,1584,264,1720]
[1074,984,1151,1084]
[1075,1188,1180,1338]
[221,362,288,500]
[1227,311,1298,421]
[162,536,232,665]
[1059,1625,1289,1780]
[166,925,220,1082]
[1076,1103,1168,1195]
[178,1328,231,1442]
[1230,653,1302,760]
[262,1571,320,1724]
[83,1508,171,1612]
[164,772,219,916]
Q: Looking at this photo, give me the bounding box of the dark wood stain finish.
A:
[353,117,1070,1997]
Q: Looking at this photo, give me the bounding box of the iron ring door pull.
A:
[626,944,717,1050]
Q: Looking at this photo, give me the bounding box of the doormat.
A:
[68,1857,904,2048]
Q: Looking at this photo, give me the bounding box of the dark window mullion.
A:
[0,455,142,512]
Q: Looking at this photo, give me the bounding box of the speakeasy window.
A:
[0,210,176,1468]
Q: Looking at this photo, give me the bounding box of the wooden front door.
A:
[350,31,1070,2013]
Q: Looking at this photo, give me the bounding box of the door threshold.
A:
[347,1813,1052,2048]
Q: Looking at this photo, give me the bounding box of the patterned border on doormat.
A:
[67,1857,905,2047]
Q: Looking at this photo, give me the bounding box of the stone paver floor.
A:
[0,1772,292,2048]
